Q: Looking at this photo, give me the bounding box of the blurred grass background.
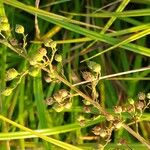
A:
[0,0,150,149]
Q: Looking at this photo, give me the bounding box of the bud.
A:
[0,22,10,31]
[28,67,40,77]
[15,24,24,34]
[87,61,101,73]
[113,120,122,129]
[55,54,62,62]
[1,87,13,96]
[6,68,19,81]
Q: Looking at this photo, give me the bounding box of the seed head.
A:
[15,24,24,34]
[6,68,19,81]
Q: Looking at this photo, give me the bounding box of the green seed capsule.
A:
[29,67,40,77]
[0,22,10,31]
[6,68,19,81]
[1,87,13,96]
[15,24,24,34]
[87,61,101,73]
[55,54,62,62]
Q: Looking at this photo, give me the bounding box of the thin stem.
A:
[122,124,150,149]
[73,66,150,86]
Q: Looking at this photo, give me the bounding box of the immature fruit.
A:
[15,24,24,34]
[6,68,19,81]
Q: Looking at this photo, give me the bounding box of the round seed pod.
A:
[6,68,19,81]
[147,93,150,99]
[92,126,101,135]
[53,92,62,103]
[87,61,101,73]
[0,22,10,31]
[99,129,107,138]
[1,87,13,96]
[106,114,114,121]
[136,101,145,111]
[28,67,40,77]
[138,92,146,100]
[53,103,64,112]
[55,54,62,62]
[64,101,72,109]
[38,47,47,56]
[15,24,24,34]
[45,97,54,105]
[114,106,122,114]
[58,89,68,98]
